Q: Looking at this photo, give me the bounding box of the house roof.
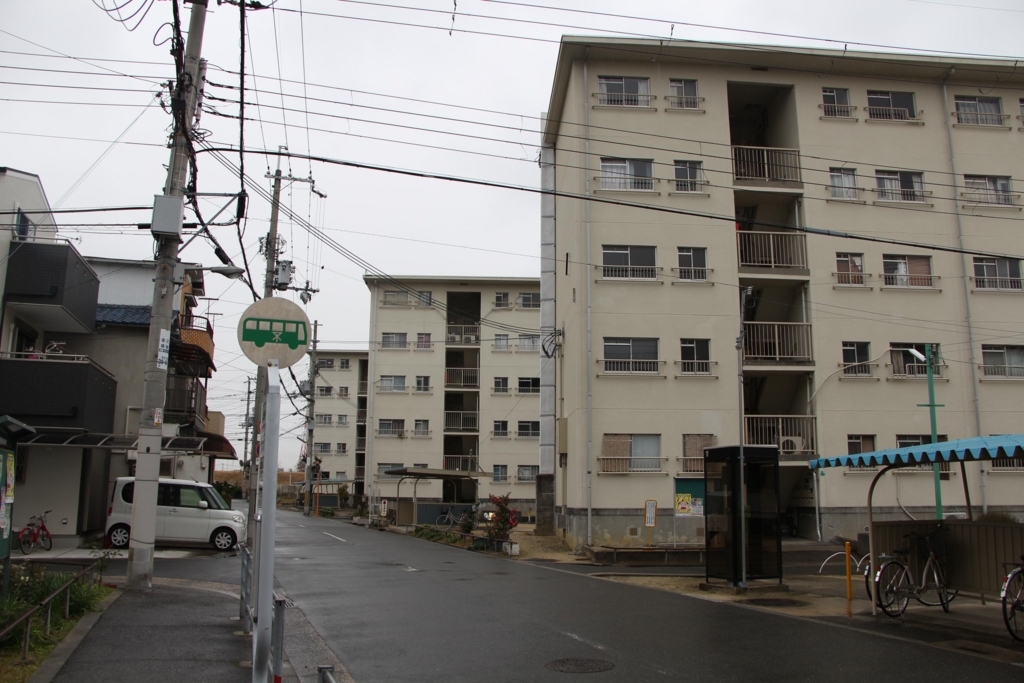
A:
[96,304,151,326]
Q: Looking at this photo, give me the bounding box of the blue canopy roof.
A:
[809,434,1024,470]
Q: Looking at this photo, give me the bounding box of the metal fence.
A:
[241,544,287,681]
[0,561,97,660]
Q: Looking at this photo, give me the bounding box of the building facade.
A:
[542,38,1024,549]
[307,349,368,498]
[362,276,542,518]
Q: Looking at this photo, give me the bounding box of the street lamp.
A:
[199,265,245,279]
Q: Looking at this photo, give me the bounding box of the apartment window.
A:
[379,375,406,392]
[313,442,331,455]
[821,88,852,117]
[679,339,711,375]
[378,419,405,436]
[494,420,509,437]
[519,292,541,308]
[964,175,1014,206]
[973,257,1022,290]
[602,245,657,279]
[517,421,540,438]
[848,435,876,455]
[377,463,403,480]
[493,465,509,482]
[314,414,333,426]
[680,434,716,474]
[890,344,941,378]
[337,443,348,454]
[600,434,662,473]
[597,76,651,107]
[518,334,541,352]
[417,291,432,307]
[494,334,510,351]
[493,377,509,394]
[829,168,858,200]
[665,78,699,109]
[883,254,933,287]
[673,161,705,192]
[319,471,330,480]
[337,358,350,370]
[603,337,659,374]
[414,419,430,436]
[842,342,871,376]
[316,386,333,397]
[415,376,431,393]
[338,415,349,426]
[954,95,1004,126]
[337,386,349,398]
[517,377,540,394]
[316,358,335,370]
[677,247,708,281]
[516,465,540,482]
[416,333,432,349]
[982,345,1024,378]
[896,435,951,471]
[875,171,925,202]
[866,91,917,120]
[600,158,654,191]
[495,292,511,309]
[381,332,407,349]
[836,253,865,285]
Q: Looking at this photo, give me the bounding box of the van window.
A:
[121,482,134,504]
[177,486,203,508]
[200,487,229,510]
[157,483,172,506]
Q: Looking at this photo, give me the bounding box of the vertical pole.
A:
[926,344,943,519]
[127,0,208,590]
[253,361,281,683]
[271,597,285,683]
[242,376,253,489]
[844,541,853,611]
[304,321,319,516]
[736,288,750,588]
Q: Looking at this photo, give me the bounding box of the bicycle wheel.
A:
[877,560,911,617]
[40,528,53,552]
[1002,568,1024,642]
[435,515,453,531]
[918,562,958,610]
[19,528,34,555]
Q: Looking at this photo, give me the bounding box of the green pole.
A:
[926,344,943,519]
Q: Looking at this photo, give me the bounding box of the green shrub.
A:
[977,511,1019,524]
[459,516,475,534]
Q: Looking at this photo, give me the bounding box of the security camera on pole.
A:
[237,297,310,682]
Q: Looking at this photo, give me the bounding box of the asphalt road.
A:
[242,509,1023,683]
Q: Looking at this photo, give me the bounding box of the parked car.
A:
[106,477,245,551]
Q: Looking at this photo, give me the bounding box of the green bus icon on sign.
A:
[241,318,308,350]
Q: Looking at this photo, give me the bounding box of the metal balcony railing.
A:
[835,271,867,286]
[517,428,540,438]
[443,456,478,472]
[376,428,406,437]
[974,276,1023,291]
[676,456,704,474]
[731,146,801,182]
[673,177,706,193]
[515,386,540,395]
[178,314,214,357]
[515,472,538,483]
[382,291,430,307]
[600,264,659,280]
[676,360,713,376]
[444,411,479,432]
[737,231,807,269]
[673,267,709,282]
[745,416,816,455]
[980,364,1024,378]
[961,190,1019,206]
[597,175,656,191]
[873,187,931,203]
[598,456,665,473]
[841,362,878,378]
[665,95,703,110]
[354,466,365,480]
[820,103,856,118]
[889,362,946,379]
[882,273,937,288]
[743,323,813,362]
[954,111,1010,126]
[492,385,510,394]
[601,359,663,375]
[357,381,368,395]
[594,92,653,107]
[165,375,208,430]
[866,106,915,121]
[445,368,479,388]
[355,437,366,450]
[356,410,366,424]
[446,325,480,345]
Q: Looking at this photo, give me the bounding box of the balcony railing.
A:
[731,146,801,182]
[882,273,937,288]
[378,383,407,393]
[594,92,653,107]
[356,410,367,424]
[516,471,538,483]
[743,323,813,363]
[358,381,368,395]
[961,191,1019,206]
[737,231,807,269]
[517,428,540,438]
[492,385,510,395]
[516,386,540,395]
[165,375,208,430]
[975,277,1024,291]
[873,187,931,203]
[380,339,408,350]
[597,175,656,191]
[376,428,406,437]
[980,364,1024,378]
[954,111,1010,126]
[443,456,479,472]
[673,178,706,193]
[745,416,816,455]
[674,267,710,282]
[600,359,663,375]
[445,368,479,388]
[677,456,704,474]
[676,360,713,376]
[354,466,365,480]
[888,362,946,379]
[598,456,665,473]
[600,265,659,280]
[866,106,916,121]
[835,271,867,286]
[820,103,856,118]
[841,362,878,378]
[493,473,510,482]
[516,341,541,353]
[446,325,480,345]
[665,95,703,110]
[382,292,431,307]
[178,314,214,358]
[444,411,479,432]
[356,437,366,450]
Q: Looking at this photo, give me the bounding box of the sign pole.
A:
[253,360,280,683]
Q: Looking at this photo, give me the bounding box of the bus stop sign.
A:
[237,297,311,368]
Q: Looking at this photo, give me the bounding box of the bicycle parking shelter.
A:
[809,434,1024,615]
[385,467,483,526]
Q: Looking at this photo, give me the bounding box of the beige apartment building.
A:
[363,276,543,519]
[541,38,1024,549]
[308,349,369,498]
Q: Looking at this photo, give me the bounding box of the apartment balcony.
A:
[599,359,665,376]
[171,314,215,375]
[354,466,365,481]
[443,455,479,472]
[445,368,479,388]
[731,146,801,183]
[593,92,653,108]
[357,381,368,395]
[444,411,479,432]
[737,232,807,270]
[665,95,704,110]
[866,106,920,122]
[598,265,661,281]
[745,415,816,458]
[446,325,480,345]
[596,175,656,192]
[742,323,813,364]
[356,410,366,424]
[4,239,98,333]
[0,352,115,431]
[597,456,666,474]
[164,375,208,431]
[356,437,366,451]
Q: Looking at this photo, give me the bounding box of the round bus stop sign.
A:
[237,297,311,368]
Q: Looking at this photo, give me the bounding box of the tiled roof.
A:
[96,304,151,326]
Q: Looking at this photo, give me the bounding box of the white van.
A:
[106,477,246,551]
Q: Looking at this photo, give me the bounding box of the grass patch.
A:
[411,526,473,548]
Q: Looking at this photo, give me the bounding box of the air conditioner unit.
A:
[465,335,478,344]
[780,437,805,454]
[447,334,460,343]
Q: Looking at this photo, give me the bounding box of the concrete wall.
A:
[12,447,85,546]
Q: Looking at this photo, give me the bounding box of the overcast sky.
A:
[2,0,1023,468]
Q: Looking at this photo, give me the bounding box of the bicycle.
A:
[19,509,54,555]
[876,528,958,617]
[1001,554,1024,641]
[435,506,473,531]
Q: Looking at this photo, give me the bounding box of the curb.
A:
[27,588,124,683]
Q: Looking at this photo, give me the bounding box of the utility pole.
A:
[127,0,208,590]
[241,375,254,495]
[303,321,319,515]
[735,286,752,589]
[921,343,944,519]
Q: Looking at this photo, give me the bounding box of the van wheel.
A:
[108,524,131,549]
[211,528,237,551]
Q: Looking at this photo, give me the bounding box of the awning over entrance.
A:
[195,430,237,459]
[18,431,208,453]
[808,435,1024,470]
[384,467,483,480]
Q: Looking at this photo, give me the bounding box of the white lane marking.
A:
[560,631,607,651]
[404,566,420,572]
[298,524,306,527]
[323,532,348,542]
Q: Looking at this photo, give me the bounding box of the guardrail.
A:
[241,544,287,681]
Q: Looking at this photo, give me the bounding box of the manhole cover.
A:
[740,598,810,608]
[545,659,615,674]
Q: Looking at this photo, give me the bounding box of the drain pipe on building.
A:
[941,68,986,515]
[538,140,557,534]
[582,51,594,547]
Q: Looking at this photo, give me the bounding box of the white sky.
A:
[2,0,1022,468]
